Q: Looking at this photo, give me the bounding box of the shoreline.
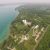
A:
[0,10,19,43]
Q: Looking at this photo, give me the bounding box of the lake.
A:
[0,5,20,43]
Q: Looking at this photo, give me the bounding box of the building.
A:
[22,20,32,26]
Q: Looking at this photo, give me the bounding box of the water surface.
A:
[0,5,19,42]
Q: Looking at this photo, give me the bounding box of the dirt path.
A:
[33,25,49,50]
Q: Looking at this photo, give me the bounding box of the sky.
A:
[0,0,50,4]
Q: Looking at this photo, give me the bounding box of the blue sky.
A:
[0,0,50,4]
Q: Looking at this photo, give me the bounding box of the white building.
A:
[22,20,31,26]
[41,27,44,31]
[18,35,29,44]
[34,25,39,29]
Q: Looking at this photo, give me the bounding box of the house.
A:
[32,25,39,36]
[18,35,29,44]
[34,25,39,29]
[35,32,41,43]
[22,20,32,26]
[41,27,44,31]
